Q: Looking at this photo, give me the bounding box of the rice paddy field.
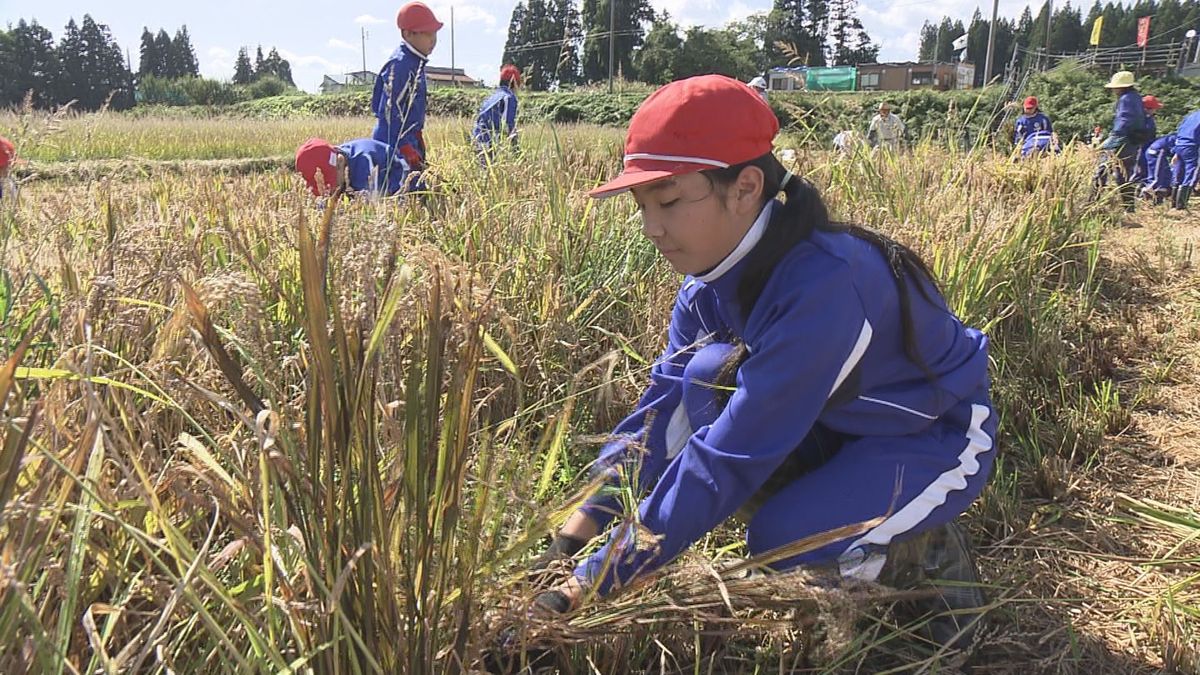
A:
[2,108,1199,674]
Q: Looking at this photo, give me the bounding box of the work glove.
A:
[527,534,586,588]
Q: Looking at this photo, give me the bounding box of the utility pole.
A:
[1044,0,1053,67]
[361,26,368,75]
[984,0,998,84]
[608,0,616,93]
[451,6,457,86]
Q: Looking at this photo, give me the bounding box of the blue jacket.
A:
[1014,112,1052,144]
[575,202,991,594]
[371,42,428,161]
[1176,110,1200,148]
[1103,89,1146,149]
[1147,133,1177,157]
[338,138,393,194]
[473,85,518,146]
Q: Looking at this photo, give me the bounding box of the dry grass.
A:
[1,113,1198,673]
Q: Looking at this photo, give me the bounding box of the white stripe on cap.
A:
[624,152,730,168]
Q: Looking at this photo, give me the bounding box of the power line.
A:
[502,28,645,56]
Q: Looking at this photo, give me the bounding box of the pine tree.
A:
[138,27,158,77]
[764,0,822,67]
[233,47,254,84]
[170,26,198,77]
[59,16,133,110]
[805,0,830,64]
[0,20,61,106]
[828,0,877,64]
[153,29,172,76]
[580,0,655,83]
[551,0,582,85]
[501,2,529,67]
[254,45,265,77]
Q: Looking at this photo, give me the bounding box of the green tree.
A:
[153,29,172,76]
[138,27,158,77]
[765,0,824,67]
[58,15,133,110]
[168,26,198,78]
[0,20,61,106]
[233,47,254,85]
[580,0,655,82]
[634,16,682,83]
[828,0,877,64]
[254,45,265,76]
[551,0,583,85]
[805,0,830,63]
[501,2,530,69]
[672,26,759,80]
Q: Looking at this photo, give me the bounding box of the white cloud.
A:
[204,46,235,77]
[329,38,357,51]
[355,14,388,25]
[279,48,352,73]
[424,1,497,27]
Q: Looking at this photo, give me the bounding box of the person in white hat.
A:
[748,76,769,103]
[1099,70,1150,212]
[868,101,906,151]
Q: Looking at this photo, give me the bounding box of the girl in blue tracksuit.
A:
[1133,96,1163,186]
[295,137,396,197]
[1173,110,1200,209]
[372,2,442,194]
[530,75,994,650]
[1014,96,1054,158]
[473,65,521,165]
[1143,134,1176,202]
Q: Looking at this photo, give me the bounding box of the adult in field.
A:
[472,65,521,165]
[372,1,442,194]
[0,136,15,200]
[1171,110,1200,210]
[1141,133,1176,204]
[295,137,394,198]
[748,76,769,103]
[529,75,995,653]
[1132,95,1164,185]
[868,101,905,151]
[1098,71,1151,212]
[1014,96,1056,158]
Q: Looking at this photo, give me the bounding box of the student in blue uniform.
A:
[472,64,521,164]
[372,1,442,193]
[529,75,995,651]
[1142,133,1176,204]
[1014,96,1054,157]
[1099,71,1150,212]
[1132,95,1164,185]
[295,137,394,197]
[1172,110,1200,210]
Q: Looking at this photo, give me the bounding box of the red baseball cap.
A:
[589,74,778,199]
[397,2,443,32]
[0,136,13,170]
[295,138,340,196]
[1143,94,1163,110]
[500,64,522,85]
[1023,96,1038,109]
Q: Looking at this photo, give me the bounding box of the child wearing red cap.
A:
[529,74,994,652]
[295,137,394,197]
[472,65,521,164]
[0,136,15,200]
[372,1,443,192]
[1132,95,1164,187]
[1014,96,1055,158]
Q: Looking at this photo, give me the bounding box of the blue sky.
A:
[2,0,1045,92]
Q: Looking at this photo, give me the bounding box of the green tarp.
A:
[803,67,857,92]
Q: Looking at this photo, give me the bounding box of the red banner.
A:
[1138,16,1152,47]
